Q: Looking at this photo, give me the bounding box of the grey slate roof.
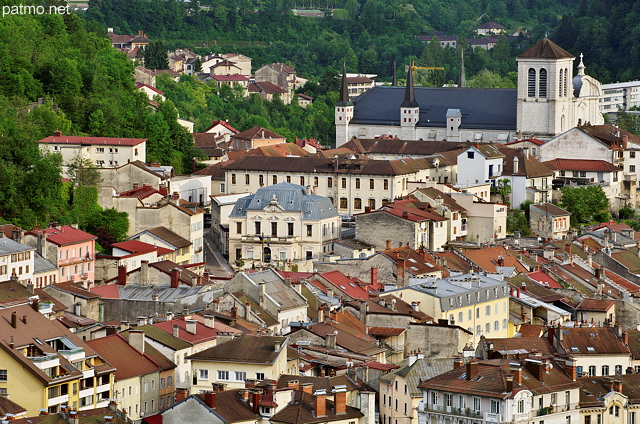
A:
[229,182,338,221]
[242,269,308,310]
[34,252,57,274]
[117,284,220,302]
[0,238,35,255]
[379,357,453,396]
[350,86,517,130]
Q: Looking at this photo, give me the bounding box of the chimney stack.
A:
[244,302,252,320]
[506,375,514,392]
[314,389,327,417]
[466,359,479,381]
[185,320,197,334]
[129,330,145,354]
[613,380,623,393]
[371,266,378,286]
[204,315,215,328]
[204,390,216,409]
[171,268,180,288]
[453,357,464,368]
[512,364,523,384]
[386,239,391,250]
[332,385,347,414]
[175,388,189,402]
[11,311,17,328]
[173,324,179,338]
[318,306,325,323]
[565,358,577,381]
[117,265,127,285]
[140,260,149,284]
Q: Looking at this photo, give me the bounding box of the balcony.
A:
[59,347,85,362]
[624,173,637,182]
[241,234,299,243]
[82,369,95,379]
[47,394,69,407]
[422,405,483,419]
[79,387,94,398]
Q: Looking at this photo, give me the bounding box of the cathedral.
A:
[335,39,603,147]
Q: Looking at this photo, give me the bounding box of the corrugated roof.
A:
[350,86,517,130]
[530,203,571,217]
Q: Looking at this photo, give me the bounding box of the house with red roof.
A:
[135,82,165,103]
[38,131,146,176]
[87,332,167,421]
[355,200,449,252]
[24,225,97,287]
[308,270,371,301]
[231,126,287,151]
[94,240,174,283]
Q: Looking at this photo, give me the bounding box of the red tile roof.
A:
[543,158,621,172]
[575,298,616,312]
[460,246,527,273]
[135,83,164,94]
[204,119,239,134]
[111,240,173,257]
[118,185,164,199]
[152,318,219,345]
[380,246,445,276]
[604,270,640,294]
[248,81,287,95]
[39,135,146,146]
[559,326,630,355]
[90,283,120,299]
[526,270,563,288]
[233,126,286,140]
[317,270,370,299]
[505,138,545,146]
[27,225,97,246]
[86,334,161,380]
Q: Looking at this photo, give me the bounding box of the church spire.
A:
[392,62,397,86]
[401,62,418,108]
[577,53,585,76]
[337,63,353,106]
[460,49,466,88]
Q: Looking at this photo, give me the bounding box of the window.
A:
[486,305,491,316]
[245,174,250,185]
[368,199,376,209]
[256,373,265,381]
[585,416,591,424]
[0,370,6,382]
[167,376,172,387]
[288,223,294,236]
[307,225,312,237]
[485,323,491,333]
[237,222,242,234]
[271,222,278,237]
[300,176,305,186]
[610,406,619,417]
[431,392,438,405]
[217,371,229,380]
[199,369,209,380]
[314,177,319,187]
[559,68,564,96]
[476,308,480,319]
[383,179,389,190]
[459,395,466,409]
[467,151,475,159]
[539,68,547,98]
[259,175,264,186]
[144,382,148,392]
[615,365,622,375]
[589,366,596,376]
[342,178,347,189]
[602,365,609,376]
[490,400,500,414]
[160,378,165,389]
[370,179,375,189]
[631,165,636,173]
[151,379,156,391]
[356,178,361,189]
[473,397,481,412]
[286,176,291,183]
[255,222,261,235]
[232,174,236,184]
[354,198,362,209]
[340,198,348,209]
[328,177,333,188]
[445,393,452,407]
[494,321,499,331]
[273,175,278,185]
[528,68,536,97]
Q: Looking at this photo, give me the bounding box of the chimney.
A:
[172,192,180,201]
[402,211,409,219]
[292,281,302,294]
[453,357,464,368]
[204,391,216,409]
[613,380,623,393]
[185,320,197,334]
[117,265,127,285]
[359,302,368,325]
[417,349,424,360]
[466,359,479,380]
[275,340,282,352]
[326,331,337,349]
[386,239,391,250]
[231,306,238,318]
[624,331,629,345]
[244,302,252,320]
[259,282,266,308]
[525,360,545,382]
[11,311,17,328]
[565,358,577,381]
[332,386,347,414]
[397,257,405,281]
[129,330,145,354]
[167,311,174,321]
[68,411,79,424]
[140,260,149,283]
[213,298,220,313]
[175,388,189,402]
[407,351,417,366]
[173,324,179,338]
[513,156,519,174]
[252,391,260,414]
[318,306,325,323]
[31,297,39,312]
[506,375,514,392]
[371,267,378,285]
[314,389,327,417]
[204,315,215,328]
[512,365,523,384]
[171,268,180,288]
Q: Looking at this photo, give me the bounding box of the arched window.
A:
[559,69,563,97]
[528,68,536,97]
[564,68,569,97]
[539,68,547,98]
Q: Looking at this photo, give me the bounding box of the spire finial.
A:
[392,61,397,87]
[460,49,466,88]
[578,53,585,76]
[401,62,418,108]
[337,62,353,106]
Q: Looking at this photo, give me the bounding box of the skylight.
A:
[586,347,595,352]
[571,347,579,352]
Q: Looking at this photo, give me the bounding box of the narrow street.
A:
[203,226,234,278]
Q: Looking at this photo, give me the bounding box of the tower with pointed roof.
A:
[516,38,576,137]
[400,65,420,140]
[335,65,354,147]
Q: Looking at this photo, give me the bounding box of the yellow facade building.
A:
[385,273,510,346]
[0,304,115,416]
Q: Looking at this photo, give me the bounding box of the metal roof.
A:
[0,238,35,255]
[350,86,517,130]
[229,182,338,221]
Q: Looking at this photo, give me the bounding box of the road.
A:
[203,226,234,278]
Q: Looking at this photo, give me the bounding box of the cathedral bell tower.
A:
[335,65,353,147]
[400,65,419,141]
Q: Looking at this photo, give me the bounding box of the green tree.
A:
[88,208,130,250]
[560,186,610,226]
[194,57,203,73]
[144,40,169,70]
[491,178,512,206]
[507,209,531,236]
[66,153,103,187]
